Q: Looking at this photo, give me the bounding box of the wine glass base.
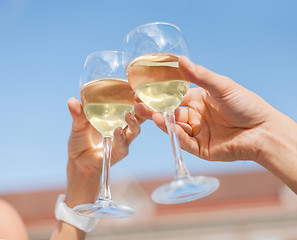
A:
[151,176,220,204]
[73,199,135,219]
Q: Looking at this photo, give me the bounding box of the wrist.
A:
[258,112,297,163]
[65,176,100,208]
[66,160,101,208]
[256,111,297,192]
[55,194,99,233]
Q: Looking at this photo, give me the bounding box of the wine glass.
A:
[73,51,135,218]
[123,22,220,204]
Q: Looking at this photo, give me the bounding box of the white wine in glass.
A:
[73,51,135,218]
[81,79,135,137]
[124,22,220,204]
[127,53,189,114]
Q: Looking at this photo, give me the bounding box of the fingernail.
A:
[129,112,136,121]
[67,97,77,106]
[67,97,73,103]
[115,127,123,136]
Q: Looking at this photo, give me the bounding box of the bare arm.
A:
[51,98,141,240]
[0,199,28,240]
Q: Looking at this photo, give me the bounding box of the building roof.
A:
[1,169,297,239]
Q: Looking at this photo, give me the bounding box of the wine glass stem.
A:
[163,113,190,180]
[98,136,113,201]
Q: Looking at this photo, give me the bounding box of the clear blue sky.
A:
[1,0,297,194]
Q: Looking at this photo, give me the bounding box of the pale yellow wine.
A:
[80,78,135,137]
[126,53,189,114]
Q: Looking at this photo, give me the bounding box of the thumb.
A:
[67,97,89,132]
[179,56,236,97]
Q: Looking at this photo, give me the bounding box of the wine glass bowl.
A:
[123,22,219,204]
[80,77,135,138]
[123,22,189,63]
[73,51,135,218]
[126,53,189,114]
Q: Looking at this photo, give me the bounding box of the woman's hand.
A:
[135,56,297,194]
[66,97,141,207]
[136,56,276,161]
[51,98,141,239]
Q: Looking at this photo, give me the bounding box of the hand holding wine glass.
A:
[136,55,297,196]
[123,22,220,204]
[66,97,140,208]
[50,97,141,238]
[135,56,276,161]
[72,51,140,218]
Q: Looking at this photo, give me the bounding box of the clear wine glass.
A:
[73,51,135,218]
[123,22,220,204]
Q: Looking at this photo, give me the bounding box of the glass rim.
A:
[124,22,183,37]
[122,22,188,58]
[84,50,125,62]
[80,50,128,88]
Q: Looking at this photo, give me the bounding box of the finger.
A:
[175,124,200,157]
[152,112,167,133]
[67,97,89,132]
[112,127,129,164]
[152,112,193,141]
[181,87,207,107]
[175,107,189,123]
[123,112,141,145]
[174,108,193,136]
[176,122,193,137]
[152,111,193,136]
[179,56,237,98]
[134,102,154,120]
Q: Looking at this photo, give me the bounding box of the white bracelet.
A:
[55,194,99,233]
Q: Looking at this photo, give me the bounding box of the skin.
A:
[135,56,297,194]
[0,97,141,240]
[2,57,297,239]
[0,199,28,240]
[50,97,141,240]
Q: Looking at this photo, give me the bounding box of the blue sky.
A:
[1,0,297,194]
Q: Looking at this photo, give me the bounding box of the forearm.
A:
[65,165,100,208]
[257,111,297,194]
[50,162,100,240]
